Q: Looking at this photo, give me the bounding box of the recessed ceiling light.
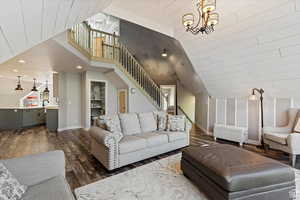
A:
[76,65,83,69]
[53,71,58,74]
[18,60,26,64]
[13,69,19,73]
[161,49,168,57]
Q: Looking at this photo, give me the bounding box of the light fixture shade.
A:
[31,78,38,92]
[249,94,258,101]
[207,12,219,26]
[182,13,194,27]
[161,49,168,57]
[202,0,216,13]
[15,76,24,91]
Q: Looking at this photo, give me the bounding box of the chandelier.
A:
[182,0,219,35]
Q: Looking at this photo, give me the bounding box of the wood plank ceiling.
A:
[0,0,112,64]
[104,0,300,99]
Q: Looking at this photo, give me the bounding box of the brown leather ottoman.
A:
[181,144,296,200]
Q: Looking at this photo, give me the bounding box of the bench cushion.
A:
[137,132,168,147]
[159,131,187,142]
[264,132,288,145]
[119,136,147,154]
[182,144,295,192]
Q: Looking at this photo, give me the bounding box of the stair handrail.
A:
[68,22,164,108]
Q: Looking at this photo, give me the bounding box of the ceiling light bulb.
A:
[182,13,194,27]
[76,65,83,69]
[162,49,168,57]
[207,13,219,26]
[18,60,26,64]
[202,0,216,13]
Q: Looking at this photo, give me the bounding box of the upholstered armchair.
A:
[263,108,300,167]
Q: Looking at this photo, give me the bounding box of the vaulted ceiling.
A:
[0,0,112,64]
[1,0,300,98]
[104,0,300,98]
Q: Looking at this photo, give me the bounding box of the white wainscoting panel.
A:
[276,98,292,126]
[263,97,275,127]
[236,98,248,128]
[216,99,226,125]
[226,98,236,126]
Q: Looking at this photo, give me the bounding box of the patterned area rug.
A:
[75,154,300,200]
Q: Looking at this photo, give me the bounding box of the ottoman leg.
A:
[290,154,296,167]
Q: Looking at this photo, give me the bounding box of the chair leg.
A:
[290,154,297,167]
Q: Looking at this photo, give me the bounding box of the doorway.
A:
[118,89,127,113]
[160,85,176,115]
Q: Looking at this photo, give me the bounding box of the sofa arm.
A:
[89,126,123,147]
[2,150,65,186]
[263,126,292,134]
[185,120,192,133]
[287,134,300,154]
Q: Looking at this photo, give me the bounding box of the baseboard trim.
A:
[58,126,83,132]
[246,139,261,145]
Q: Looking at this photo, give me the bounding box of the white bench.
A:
[213,124,248,146]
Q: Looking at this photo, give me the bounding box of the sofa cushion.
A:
[264,132,288,145]
[160,131,188,142]
[119,136,147,154]
[138,112,157,133]
[119,113,141,135]
[0,163,27,200]
[23,176,75,200]
[137,132,168,147]
[168,115,186,132]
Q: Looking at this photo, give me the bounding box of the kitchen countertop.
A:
[0,106,59,110]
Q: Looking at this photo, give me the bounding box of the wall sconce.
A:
[130,88,136,94]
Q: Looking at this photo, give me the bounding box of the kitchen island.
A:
[0,106,59,131]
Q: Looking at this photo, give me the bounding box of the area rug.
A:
[75,154,300,200]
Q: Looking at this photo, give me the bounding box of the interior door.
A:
[118,90,127,113]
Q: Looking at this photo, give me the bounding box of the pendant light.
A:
[31,78,38,92]
[43,80,50,102]
[15,76,24,91]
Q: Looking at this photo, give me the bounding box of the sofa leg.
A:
[290,154,297,167]
[239,142,243,147]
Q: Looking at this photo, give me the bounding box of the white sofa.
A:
[213,124,248,146]
[89,112,191,170]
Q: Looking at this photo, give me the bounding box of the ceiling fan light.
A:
[182,13,194,27]
[202,0,216,13]
[207,13,219,26]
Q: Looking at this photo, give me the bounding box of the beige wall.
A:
[177,83,195,122]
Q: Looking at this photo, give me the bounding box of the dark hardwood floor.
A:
[0,125,294,190]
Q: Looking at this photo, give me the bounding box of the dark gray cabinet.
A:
[22,109,46,127]
[0,108,46,130]
[0,109,22,129]
[46,109,58,132]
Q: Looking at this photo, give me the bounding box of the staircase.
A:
[68,22,163,109]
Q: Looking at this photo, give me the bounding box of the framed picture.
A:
[294,118,300,133]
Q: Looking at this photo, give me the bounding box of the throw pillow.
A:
[0,163,27,200]
[294,117,300,133]
[157,113,168,131]
[168,115,186,132]
[98,115,122,133]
